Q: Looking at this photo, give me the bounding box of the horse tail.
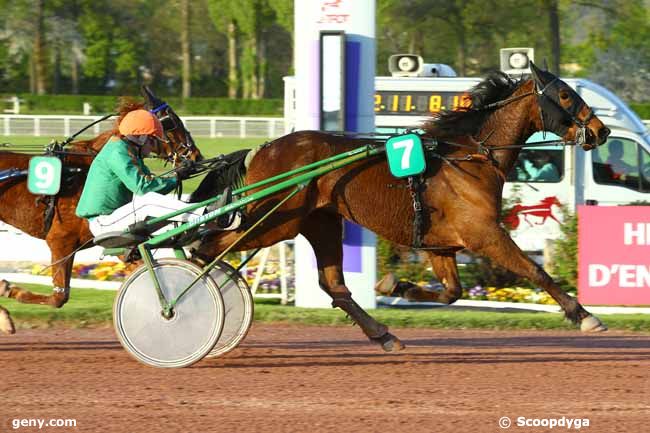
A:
[189,149,250,203]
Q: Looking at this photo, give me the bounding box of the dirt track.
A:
[1,324,649,433]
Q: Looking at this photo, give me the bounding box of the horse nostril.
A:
[599,127,611,142]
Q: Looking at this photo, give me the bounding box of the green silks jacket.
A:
[76,137,177,219]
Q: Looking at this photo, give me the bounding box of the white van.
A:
[284,75,650,253]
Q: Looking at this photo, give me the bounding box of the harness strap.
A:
[149,103,169,114]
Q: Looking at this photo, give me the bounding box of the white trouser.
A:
[88,192,204,237]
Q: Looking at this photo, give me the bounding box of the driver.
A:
[76,109,239,237]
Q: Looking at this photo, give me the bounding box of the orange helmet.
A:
[118,109,164,139]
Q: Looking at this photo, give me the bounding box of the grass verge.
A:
[1,284,649,332]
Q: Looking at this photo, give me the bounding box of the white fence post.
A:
[63,117,71,137]
[210,118,216,138]
[3,117,9,136]
[34,117,41,137]
[239,119,246,138]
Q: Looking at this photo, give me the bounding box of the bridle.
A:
[532,77,594,148]
[149,102,199,163]
[479,76,594,148]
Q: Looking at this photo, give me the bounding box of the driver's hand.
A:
[175,159,195,181]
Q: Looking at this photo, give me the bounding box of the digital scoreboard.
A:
[374,90,471,115]
[284,75,484,131]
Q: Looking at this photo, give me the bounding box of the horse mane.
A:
[69,98,145,154]
[422,71,521,138]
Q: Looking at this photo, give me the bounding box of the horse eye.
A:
[559,91,570,101]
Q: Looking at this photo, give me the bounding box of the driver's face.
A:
[140,136,157,157]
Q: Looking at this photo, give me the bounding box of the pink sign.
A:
[578,205,650,305]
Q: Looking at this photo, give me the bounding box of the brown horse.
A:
[190,63,610,351]
[0,88,202,334]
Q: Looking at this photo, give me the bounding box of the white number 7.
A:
[394,139,414,169]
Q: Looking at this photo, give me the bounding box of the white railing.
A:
[0,114,287,139]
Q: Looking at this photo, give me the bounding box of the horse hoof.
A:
[371,332,405,352]
[0,309,16,334]
[0,280,10,298]
[580,315,608,333]
[375,273,397,295]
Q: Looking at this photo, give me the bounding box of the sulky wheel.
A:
[206,261,254,358]
[113,258,225,368]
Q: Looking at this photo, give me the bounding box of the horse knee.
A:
[0,280,11,298]
[0,308,15,334]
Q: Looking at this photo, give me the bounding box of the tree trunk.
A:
[227,20,238,99]
[257,34,266,98]
[71,39,80,94]
[29,56,35,94]
[181,0,191,99]
[33,0,47,95]
[546,0,561,75]
[408,33,416,54]
[53,46,61,94]
[457,27,467,76]
[249,35,259,99]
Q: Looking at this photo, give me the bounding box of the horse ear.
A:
[141,85,164,109]
[542,58,549,71]
[529,61,544,85]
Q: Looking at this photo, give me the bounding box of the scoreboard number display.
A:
[385,133,426,178]
[375,91,472,115]
[28,156,62,195]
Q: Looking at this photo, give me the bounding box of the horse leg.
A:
[385,251,464,304]
[0,305,15,334]
[300,211,404,352]
[1,242,75,308]
[465,225,606,332]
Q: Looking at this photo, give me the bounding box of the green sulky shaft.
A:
[143,144,384,248]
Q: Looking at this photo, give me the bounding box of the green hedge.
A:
[2,93,283,116]
[630,103,650,120]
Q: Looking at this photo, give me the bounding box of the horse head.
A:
[529,62,610,150]
[141,85,203,164]
[540,196,562,207]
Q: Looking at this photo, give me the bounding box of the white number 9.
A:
[34,161,54,189]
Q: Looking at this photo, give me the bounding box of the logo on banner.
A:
[504,196,562,230]
[319,0,350,23]
[578,206,650,305]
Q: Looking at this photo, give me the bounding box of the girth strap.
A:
[407,175,425,249]
[35,195,57,237]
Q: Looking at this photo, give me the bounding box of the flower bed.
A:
[410,281,557,305]
[27,262,555,305]
[27,259,296,290]
[29,262,139,281]
[466,285,556,304]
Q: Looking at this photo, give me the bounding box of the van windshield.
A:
[592,137,650,192]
